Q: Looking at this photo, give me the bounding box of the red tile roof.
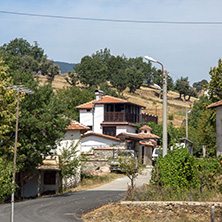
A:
[139,142,154,146]
[66,120,90,133]
[207,100,222,109]
[117,132,160,140]
[138,132,160,139]
[82,132,120,141]
[76,95,145,109]
[139,125,153,131]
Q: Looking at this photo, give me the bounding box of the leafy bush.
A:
[151,147,222,192]
[168,114,174,120]
[151,147,200,190]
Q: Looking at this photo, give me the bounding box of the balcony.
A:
[104,112,157,124]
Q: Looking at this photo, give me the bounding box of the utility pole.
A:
[186,107,188,139]
[9,85,34,222]
[162,70,168,157]
[144,56,167,157]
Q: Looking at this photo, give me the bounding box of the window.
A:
[105,104,114,112]
[44,171,56,185]
[115,104,124,112]
[103,126,116,137]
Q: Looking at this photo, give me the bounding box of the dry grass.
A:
[124,86,197,127]
[82,202,222,222]
[37,74,197,128]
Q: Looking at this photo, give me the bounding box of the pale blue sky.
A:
[1,0,222,84]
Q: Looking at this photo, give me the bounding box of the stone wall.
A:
[82,147,123,174]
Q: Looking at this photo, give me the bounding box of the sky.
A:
[1,0,222,85]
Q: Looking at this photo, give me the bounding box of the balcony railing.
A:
[104,112,158,124]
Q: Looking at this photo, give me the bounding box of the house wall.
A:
[216,106,222,156]
[56,130,81,155]
[94,104,104,133]
[142,146,153,166]
[80,109,93,127]
[20,173,39,198]
[81,135,120,152]
[116,125,136,135]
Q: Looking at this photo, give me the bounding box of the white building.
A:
[76,90,158,153]
[17,121,89,198]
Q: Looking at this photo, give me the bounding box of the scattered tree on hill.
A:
[0,38,60,82]
[125,67,143,93]
[193,79,208,92]
[187,87,198,101]
[74,56,107,87]
[109,55,128,95]
[175,77,190,100]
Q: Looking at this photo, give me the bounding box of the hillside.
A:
[38,74,197,128]
[54,61,75,74]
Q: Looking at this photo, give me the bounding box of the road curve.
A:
[0,168,152,222]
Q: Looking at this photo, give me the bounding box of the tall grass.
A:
[126,184,222,202]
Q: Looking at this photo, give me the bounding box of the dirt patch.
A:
[82,202,222,222]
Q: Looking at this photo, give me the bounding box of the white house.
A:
[76,90,158,153]
[17,120,89,198]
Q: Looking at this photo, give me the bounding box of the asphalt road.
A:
[0,168,152,222]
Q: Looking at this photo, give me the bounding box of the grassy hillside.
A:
[38,74,197,128]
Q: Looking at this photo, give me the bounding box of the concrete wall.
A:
[116,125,136,135]
[81,135,120,152]
[56,130,81,155]
[94,104,104,133]
[80,109,93,127]
[216,106,222,156]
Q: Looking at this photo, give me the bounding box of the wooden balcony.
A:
[104,112,158,124]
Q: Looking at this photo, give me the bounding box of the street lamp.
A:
[144,56,167,157]
[9,85,34,222]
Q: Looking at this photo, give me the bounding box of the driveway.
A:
[0,168,152,222]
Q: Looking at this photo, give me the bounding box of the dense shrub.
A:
[151,147,200,190]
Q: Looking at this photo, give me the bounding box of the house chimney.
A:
[95,90,103,101]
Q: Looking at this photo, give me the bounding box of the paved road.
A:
[0,168,152,222]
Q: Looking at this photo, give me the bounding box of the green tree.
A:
[0,58,18,155]
[0,38,59,82]
[0,156,16,202]
[117,150,143,189]
[0,59,19,201]
[187,87,197,101]
[60,140,82,189]
[152,147,200,190]
[109,55,128,95]
[206,59,222,101]
[56,86,94,120]
[17,82,69,172]
[74,56,107,87]
[175,77,190,100]
[193,79,208,92]
[125,67,144,93]
[99,82,119,97]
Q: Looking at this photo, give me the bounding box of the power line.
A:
[1,10,222,25]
